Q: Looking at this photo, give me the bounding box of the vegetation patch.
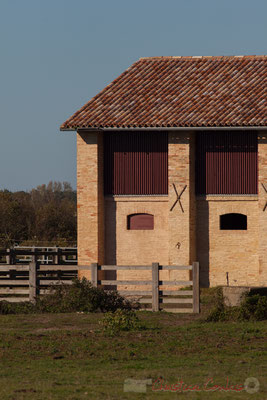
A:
[239,293,267,321]
[0,278,137,315]
[206,287,267,322]
[100,309,144,336]
[0,300,36,315]
[36,278,135,313]
[0,289,266,398]
[0,181,76,248]
[0,312,266,399]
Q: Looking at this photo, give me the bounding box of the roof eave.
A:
[61,126,267,132]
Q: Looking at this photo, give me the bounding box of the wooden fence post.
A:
[29,261,37,303]
[54,247,60,265]
[9,249,17,264]
[152,263,159,312]
[6,248,11,265]
[193,262,200,313]
[32,247,37,263]
[91,263,98,287]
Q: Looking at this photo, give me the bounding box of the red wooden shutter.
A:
[104,131,168,195]
[127,214,154,230]
[196,131,258,195]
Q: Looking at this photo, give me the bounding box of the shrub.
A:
[100,309,143,336]
[0,301,36,315]
[36,277,135,313]
[0,278,137,314]
[206,287,228,322]
[239,294,267,321]
[206,287,267,322]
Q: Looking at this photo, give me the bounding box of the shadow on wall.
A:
[197,200,210,287]
[104,199,117,285]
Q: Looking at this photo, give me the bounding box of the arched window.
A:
[220,213,247,230]
[127,213,154,230]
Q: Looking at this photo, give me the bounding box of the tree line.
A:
[0,182,77,248]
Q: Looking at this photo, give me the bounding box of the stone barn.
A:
[61,55,267,287]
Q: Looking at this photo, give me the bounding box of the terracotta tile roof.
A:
[60,55,267,129]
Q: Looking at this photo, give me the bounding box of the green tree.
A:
[0,181,77,247]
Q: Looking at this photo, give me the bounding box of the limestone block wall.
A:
[168,131,196,282]
[103,130,197,287]
[105,196,169,289]
[105,196,169,266]
[77,131,104,280]
[258,132,267,285]
[76,129,267,288]
[197,196,259,287]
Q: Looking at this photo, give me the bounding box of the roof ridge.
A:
[139,55,267,60]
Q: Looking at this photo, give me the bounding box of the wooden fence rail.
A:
[0,262,200,313]
[0,263,78,303]
[0,247,77,265]
[91,262,199,313]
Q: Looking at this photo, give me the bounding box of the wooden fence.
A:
[0,247,77,265]
[0,263,77,302]
[91,262,199,313]
[0,262,199,313]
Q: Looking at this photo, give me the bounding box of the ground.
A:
[0,292,266,399]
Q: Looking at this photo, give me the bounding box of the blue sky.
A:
[0,0,266,191]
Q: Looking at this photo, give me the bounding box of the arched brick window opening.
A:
[220,213,247,230]
[127,213,154,230]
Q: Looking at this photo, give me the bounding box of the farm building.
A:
[61,55,267,288]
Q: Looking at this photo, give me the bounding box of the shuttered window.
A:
[127,214,154,230]
[195,132,258,195]
[104,131,168,195]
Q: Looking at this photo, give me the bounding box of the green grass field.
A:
[0,293,266,399]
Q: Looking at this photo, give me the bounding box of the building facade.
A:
[61,56,267,287]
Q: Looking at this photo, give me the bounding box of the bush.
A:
[0,301,36,315]
[206,288,267,322]
[239,294,267,321]
[36,278,135,313]
[0,278,137,314]
[100,309,143,336]
[206,287,228,322]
